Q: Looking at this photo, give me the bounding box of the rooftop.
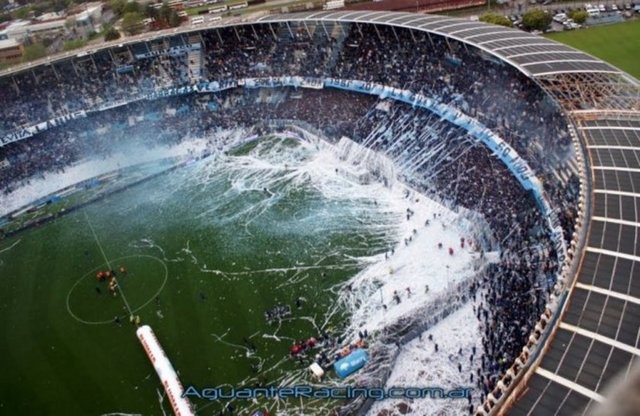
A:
[0,38,20,49]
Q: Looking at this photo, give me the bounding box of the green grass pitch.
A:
[0,138,390,415]
[546,19,640,80]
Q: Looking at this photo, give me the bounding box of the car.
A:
[598,3,606,11]
[563,18,581,29]
[553,12,568,22]
[586,6,600,15]
[611,4,619,11]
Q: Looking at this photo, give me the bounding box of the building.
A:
[0,20,32,42]
[27,20,67,41]
[0,38,23,64]
[0,3,104,44]
[73,3,104,37]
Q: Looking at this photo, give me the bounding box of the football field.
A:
[546,19,640,79]
[0,135,396,415]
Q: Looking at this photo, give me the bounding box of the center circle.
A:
[66,254,168,325]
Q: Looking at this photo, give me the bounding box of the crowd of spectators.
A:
[2,22,571,160]
[0,88,376,195]
[0,19,581,410]
[346,103,560,411]
[0,21,578,227]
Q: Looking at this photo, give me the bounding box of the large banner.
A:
[133,44,200,60]
[0,110,87,146]
[239,76,324,89]
[144,80,238,100]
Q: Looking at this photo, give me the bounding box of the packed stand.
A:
[1,84,566,411]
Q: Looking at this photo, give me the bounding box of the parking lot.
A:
[499,0,638,31]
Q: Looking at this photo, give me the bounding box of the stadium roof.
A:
[2,10,638,85]
[509,118,640,415]
[256,11,631,79]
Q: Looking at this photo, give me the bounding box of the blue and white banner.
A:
[144,80,237,100]
[240,77,324,90]
[116,65,134,74]
[0,110,87,146]
[134,44,200,60]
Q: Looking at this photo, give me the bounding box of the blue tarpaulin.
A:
[334,348,368,378]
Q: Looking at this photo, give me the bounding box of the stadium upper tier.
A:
[0,10,633,79]
[0,11,639,416]
[258,11,620,77]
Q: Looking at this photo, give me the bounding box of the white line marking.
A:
[535,367,605,402]
[85,212,112,270]
[0,239,21,254]
[85,212,134,318]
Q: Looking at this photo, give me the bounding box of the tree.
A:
[159,3,172,22]
[568,10,588,24]
[144,4,159,19]
[522,8,552,32]
[64,16,77,30]
[110,0,127,16]
[121,11,144,35]
[103,26,121,41]
[52,0,67,13]
[63,38,88,51]
[41,37,55,48]
[122,1,142,15]
[22,42,47,62]
[13,7,30,19]
[479,13,513,28]
[167,10,181,28]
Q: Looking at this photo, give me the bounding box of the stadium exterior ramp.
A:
[1,10,639,415]
[256,11,640,416]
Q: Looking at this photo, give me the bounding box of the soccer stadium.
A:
[0,9,639,416]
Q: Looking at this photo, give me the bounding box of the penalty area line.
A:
[84,212,135,319]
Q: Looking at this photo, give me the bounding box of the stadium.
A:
[0,9,639,416]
